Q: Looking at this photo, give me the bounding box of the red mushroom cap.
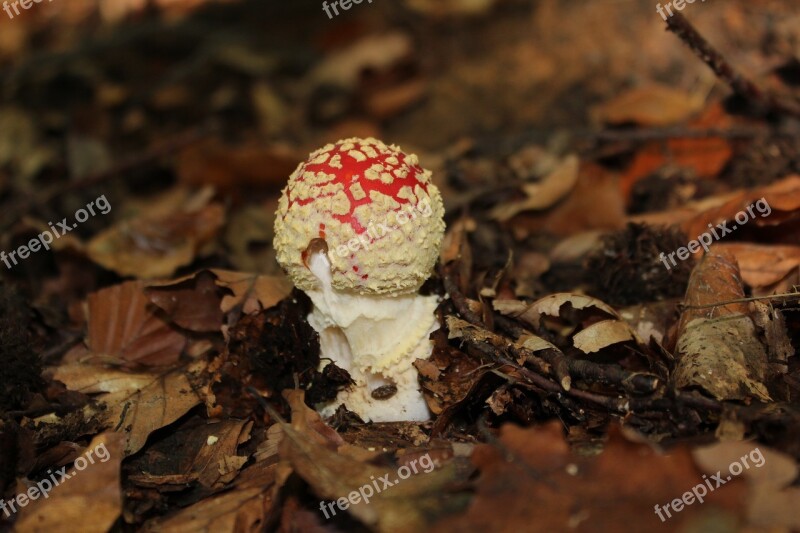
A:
[274,138,445,295]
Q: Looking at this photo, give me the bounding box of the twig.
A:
[665,12,800,119]
[679,291,800,310]
[441,263,483,325]
[449,317,655,413]
[494,314,659,395]
[494,315,572,390]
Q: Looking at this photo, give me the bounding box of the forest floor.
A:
[1,0,800,531]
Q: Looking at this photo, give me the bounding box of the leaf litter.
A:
[2,1,800,532]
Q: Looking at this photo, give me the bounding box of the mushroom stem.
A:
[305,251,438,422]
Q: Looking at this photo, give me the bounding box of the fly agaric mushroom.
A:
[273,137,445,422]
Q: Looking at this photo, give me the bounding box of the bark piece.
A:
[673,251,770,401]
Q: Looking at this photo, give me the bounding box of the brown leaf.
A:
[143,459,278,533]
[51,359,209,456]
[494,293,619,330]
[513,163,626,236]
[146,268,292,316]
[715,242,800,291]
[572,319,635,354]
[87,188,225,279]
[489,155,579,221]
[432,422,745,532]
[146,270,224,333]
[591,84,705,126]
[693,442,800,529]
[365,77,428,119]
[631,175,800,243]
[129,418,252,490]
[310,32,413,89]
[15,433,124,533]
[275,391,469,532]
[224,202,281,275]
[87,280,186,367]
[405,0,497,16]
[214,270,293,315]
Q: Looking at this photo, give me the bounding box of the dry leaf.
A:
[630,175,800,241]
[15,432,124,533]
[310,33,413,89]
[572,319,635,354]
[214,270,293,314]
[87,188,225,279]
[490,155,579,221]
[494,293,619,330]
[432,423,745,532]
[86,280,186,367]
[276,391,469,532]
[129,418,252,489]
[693,441,800,529]
[591,84,705,126]
[143,460,278,532]
[146,270,225,333]
[715,242,800,290]
[514,162,626,236]
[51,359,209,456]
[405,0,497,16]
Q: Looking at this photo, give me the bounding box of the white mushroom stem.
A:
[305,252,438,422]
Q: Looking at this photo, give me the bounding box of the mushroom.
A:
[273,137,445,422]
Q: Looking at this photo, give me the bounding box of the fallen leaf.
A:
[630,175,800,242]
[513,162,626,236]
[365,77,428,119]
[275,391,470,532]
[693,441,800,529]
[86,280,186,367]
[128,418,252,489]
[490,155,579,221]
[591,84,705,126]
[432,422,745,532]
[214,270,293,314]
[51,359,209,456]
[405,0,497,16]
[142,459,278,532]
[715,242,800,290]
[15,432,124,533]
[619,104,734,202]
[572,319,635,354]
[146,270,225,333]
[494,293,619,330]
[87,188,225,279]
[310,33,413,89]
